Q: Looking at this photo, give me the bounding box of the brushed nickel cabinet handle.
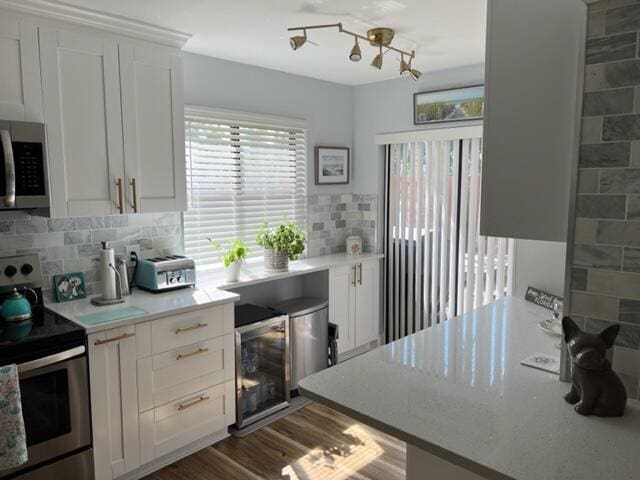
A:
[115,178,124,214]
[358,263,363,286]
[1,130,15,208]
[130,177,138,213]
[351,265,357,287]
[178,395,210,411]
[94,332,135,346]
[176,347,209,361]
[175,322,208,334]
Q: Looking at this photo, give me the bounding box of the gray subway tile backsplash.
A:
[573,0,640,400]
[583,88,634,116]
[586,32,636,64]
[0,212,183,302]
[579,142,629,168]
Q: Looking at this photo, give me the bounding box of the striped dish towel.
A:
[0,365,28,469]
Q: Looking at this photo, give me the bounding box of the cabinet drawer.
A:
[139,380,235,463]
[138,334,235,412]
[150,304,233,354]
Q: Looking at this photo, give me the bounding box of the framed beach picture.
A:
[315,146,350,185]
[414,85,485,125]
[53,272,87,302]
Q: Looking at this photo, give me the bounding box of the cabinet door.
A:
[329,264,356,354]
[0,17,42,121]
[355,260,381,347]
[89,326,140,480]
[120,43,187,213]
[40,28,124,217]
[481,0,586,242]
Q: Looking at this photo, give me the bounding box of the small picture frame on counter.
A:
[53,272,86,302]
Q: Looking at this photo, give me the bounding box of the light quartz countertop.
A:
[46,287,239,334]
[299,296,640,480]
[47,253,382,333]
[198,252,384,291]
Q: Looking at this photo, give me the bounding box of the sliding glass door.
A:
[384,136,514,342]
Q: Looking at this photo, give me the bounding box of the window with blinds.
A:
[184,110,307,269]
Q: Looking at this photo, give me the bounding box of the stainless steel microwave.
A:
[0,120,49,211]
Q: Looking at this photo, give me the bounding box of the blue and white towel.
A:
[0,365,28,469]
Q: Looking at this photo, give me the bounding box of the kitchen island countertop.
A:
[299,296,640,480]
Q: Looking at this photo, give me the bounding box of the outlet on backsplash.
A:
[126,245,141,261]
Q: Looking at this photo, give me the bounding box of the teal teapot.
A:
[1,288,36,322]
[1,288,36,341]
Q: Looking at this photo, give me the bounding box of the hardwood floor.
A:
[145,403,406,480]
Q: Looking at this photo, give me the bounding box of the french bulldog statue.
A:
[562,317,627,417]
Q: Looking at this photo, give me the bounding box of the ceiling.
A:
[61,0,487,85]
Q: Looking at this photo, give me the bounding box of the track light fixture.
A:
[287,22,419,79]
[349,38,361,62]
[371,46,383,70]
[289,30,307,50]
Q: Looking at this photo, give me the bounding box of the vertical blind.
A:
[385,137,515,342]
[184,111,307,269]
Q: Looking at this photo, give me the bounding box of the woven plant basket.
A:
[264,248,289,272]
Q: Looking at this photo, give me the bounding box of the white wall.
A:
[182,52,353,195]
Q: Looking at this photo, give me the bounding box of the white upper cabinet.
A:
[0,3,191,218]
[481,0,586,242]
[40,28,125,217]
[0,17,43,122]
[120,44,187,213]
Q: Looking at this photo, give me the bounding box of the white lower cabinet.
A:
[329,258,381,356]
[88,326,140,480]
[88,302,236,479]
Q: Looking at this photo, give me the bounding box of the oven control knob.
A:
[169,277,176,284]
[4,265,17,277]
[176,276,182,283]
[21,264,33,275]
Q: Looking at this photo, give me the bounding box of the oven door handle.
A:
[1,129,16,208]
[17,345,86,374]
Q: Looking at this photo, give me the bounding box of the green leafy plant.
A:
[207,238,250,267]
[256,222,306,261]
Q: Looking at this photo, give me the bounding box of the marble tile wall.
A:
[307,194,378,257]
[570,0,640,398]
[0,211,183,301]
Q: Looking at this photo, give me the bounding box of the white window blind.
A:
[184,109,307,269]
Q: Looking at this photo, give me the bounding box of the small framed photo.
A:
[53,272,87,302]
[315,146,350,185]
[414,85,485,125]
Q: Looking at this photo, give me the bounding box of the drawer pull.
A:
[178,395,210,411]
[94,332,135,346]
[176,347,209,361]
[175,323,208,334]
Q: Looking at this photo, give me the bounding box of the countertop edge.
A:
[298,385,514,480]
[203,253,385,291]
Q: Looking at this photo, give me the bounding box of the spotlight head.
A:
[289,34,307,50]
[371,47,383,70]
[349,40,361,62]
[410,68,422,80]
[399,57,411,75]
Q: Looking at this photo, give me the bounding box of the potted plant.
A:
[256,222,306,272]
[208,239,250,282]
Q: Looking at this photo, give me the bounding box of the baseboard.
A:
[118,429,229,480]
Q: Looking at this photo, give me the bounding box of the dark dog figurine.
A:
[562,317,627,417]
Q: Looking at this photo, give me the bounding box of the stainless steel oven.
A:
[0,120,49,212]
[1,346,93,480]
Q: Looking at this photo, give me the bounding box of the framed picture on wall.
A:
[414,85,485,125]
[315,146,350,185]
